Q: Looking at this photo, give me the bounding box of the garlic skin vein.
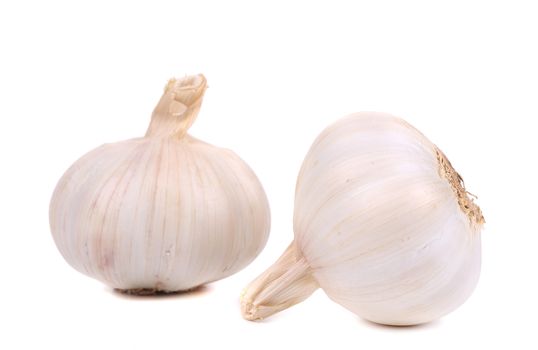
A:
[50,75,270,293]
[241,112,483,325]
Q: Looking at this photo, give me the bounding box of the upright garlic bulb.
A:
[241,112,483,325]
[50,75,270,294]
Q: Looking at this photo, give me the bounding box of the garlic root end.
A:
[435,146,485,228]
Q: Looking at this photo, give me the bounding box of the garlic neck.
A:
[145,74,207,139]
[240,241,319,321]
[435,147,485,228]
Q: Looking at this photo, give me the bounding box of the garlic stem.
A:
[145,74,207,139]
[240,241,319,320]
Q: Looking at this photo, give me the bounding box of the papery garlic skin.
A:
[242,112,483,325]
[50,75,270,293]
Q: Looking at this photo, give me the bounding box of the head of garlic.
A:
[50,74,270,294]
[241,112,483,325]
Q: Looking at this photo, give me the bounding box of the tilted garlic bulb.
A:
[241,112,484,325]
[50,75,270,294]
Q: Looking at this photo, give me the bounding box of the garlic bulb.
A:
[50,75,270,294]
[241,112,483,325]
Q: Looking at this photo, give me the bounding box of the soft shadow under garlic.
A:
[109,284,212,300]
[358,317,442,331]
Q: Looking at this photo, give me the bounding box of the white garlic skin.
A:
[294,113,482,325]
[50,76,270,292]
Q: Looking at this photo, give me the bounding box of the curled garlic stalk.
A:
[50,74,270,294]
[241,113,483,325]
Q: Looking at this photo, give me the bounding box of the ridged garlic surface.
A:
[50,75,270,294]
[241,112,483,325]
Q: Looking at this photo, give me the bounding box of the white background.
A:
[1,1,537,349]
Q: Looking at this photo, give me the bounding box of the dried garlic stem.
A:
[240,241,319,321]
[145,74,207,138]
